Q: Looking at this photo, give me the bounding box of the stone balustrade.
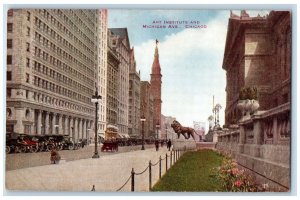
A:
[215,102,290,191]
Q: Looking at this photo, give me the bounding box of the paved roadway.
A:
[6,144,154,171]
[6,145,180,192]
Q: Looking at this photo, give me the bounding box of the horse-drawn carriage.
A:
[101,125,118,152]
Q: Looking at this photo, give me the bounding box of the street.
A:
[6,146,175,192]
[6,144,154,171]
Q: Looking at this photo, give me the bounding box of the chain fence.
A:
[114,149,186,192]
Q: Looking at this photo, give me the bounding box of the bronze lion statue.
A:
[171,120,198,140]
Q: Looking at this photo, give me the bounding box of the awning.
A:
[117,134,130,138]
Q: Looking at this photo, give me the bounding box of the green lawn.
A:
[151,149,223,192]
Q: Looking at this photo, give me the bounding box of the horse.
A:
[171,120,198,140]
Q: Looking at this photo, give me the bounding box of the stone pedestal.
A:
[213,132,218,143]
[172,137,196,151]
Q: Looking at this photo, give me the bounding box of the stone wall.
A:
[216,103,290,191]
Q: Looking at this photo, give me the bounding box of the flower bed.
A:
[213,152,258,192]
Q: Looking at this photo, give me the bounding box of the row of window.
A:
[32,90,93,114]
[7,23,31,36]
[33,44,94,87]
[7,85,92,115]
[33,60,92,95]
[50,9,96,40]
[37,9,95,56]
[33,74,91,105]
[38,11,95,48]
[34,19,95,68]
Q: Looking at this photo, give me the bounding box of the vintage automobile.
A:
[6,133,39,153]
[61,135,75,150]
[101,140,118,152]
[41,135,77,151]
[6,132,20,154]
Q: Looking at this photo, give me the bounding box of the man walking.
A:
[167,139,172,151]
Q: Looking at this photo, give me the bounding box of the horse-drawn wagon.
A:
[101,125,118,152]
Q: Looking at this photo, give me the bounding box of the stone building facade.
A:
[150,43,162,130]
[6,9,100,142]
[96,9,108,137]
[108,28,130,137]
[140,81,154,138]
[223,11,291,125]
[106,30,120,128]
[218,10,291,191]
[128,48,141,137]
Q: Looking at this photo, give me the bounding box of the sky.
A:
[108,9,270,129]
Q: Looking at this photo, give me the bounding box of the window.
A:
[8,10,13,17]
[7,71,12,81]
[7,55,12,64]
[7,39,12,48]
[26,58,30,67]
[26,42,30,52]
[26,27,30,36]
[7,23,13,32]
[27,11,31,21]
[7,88,12,97]
[26,73,30,83]
[26,90,29,99]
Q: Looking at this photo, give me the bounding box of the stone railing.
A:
[216,102,291,191]
[215,127,239,155]
[238,102,290,165]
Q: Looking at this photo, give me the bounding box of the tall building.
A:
[150,41,162,130]
[222,10,291,125]
[140,81,154,138]
[96,9,108,137]
[6,9,98,142]
[106,30,120,127]
[109,28,130,137]
[128,47,141,137]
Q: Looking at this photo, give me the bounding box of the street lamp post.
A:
[212,107,217,127]
[140,116,146,150]
[215,104,222,126]
[91,88,102,159]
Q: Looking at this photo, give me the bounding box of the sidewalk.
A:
[6,146,175,192]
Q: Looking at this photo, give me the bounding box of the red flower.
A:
[234,180,243,187]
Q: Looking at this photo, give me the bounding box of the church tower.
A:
[150,40,162,130]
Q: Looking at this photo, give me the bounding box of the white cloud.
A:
[134,12,228,129]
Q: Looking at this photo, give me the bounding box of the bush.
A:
[213,154,258,192]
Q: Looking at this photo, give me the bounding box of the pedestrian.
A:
[167,139,172,151]
[155,140,159,151]
[50,149,61,164]
[161,140,164,147]
[91,185,95,191]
